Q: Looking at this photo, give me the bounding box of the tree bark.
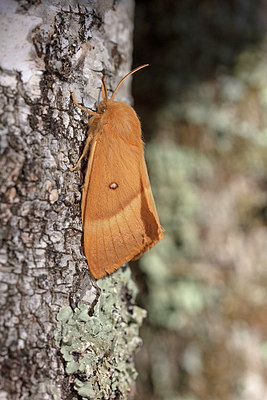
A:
[0,1,145,399]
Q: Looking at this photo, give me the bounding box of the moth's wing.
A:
[82,125,163,279]
[132,155,164,260]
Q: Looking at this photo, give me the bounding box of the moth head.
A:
[71,65,149,117]
[97,101,108,114]
[100,64,149,105]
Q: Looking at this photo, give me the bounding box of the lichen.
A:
[55,266,146,399]
[137,34,267,400]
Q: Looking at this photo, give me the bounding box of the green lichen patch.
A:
[136,30,267,399]
[56,267,146,399]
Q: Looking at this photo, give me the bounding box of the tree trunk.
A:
[0,1,145,399]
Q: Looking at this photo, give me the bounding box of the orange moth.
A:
[71,64,164,279]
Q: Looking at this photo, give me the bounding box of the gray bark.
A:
[0,1,145,399]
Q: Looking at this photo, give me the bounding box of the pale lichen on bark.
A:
[0,0,145,399]
[56,267,146,399]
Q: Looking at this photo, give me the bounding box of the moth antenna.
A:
[71,93,99,116]
[101,76,109,101]
[110,64,149,101]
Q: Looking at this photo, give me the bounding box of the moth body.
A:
[71,65,164,279]
[91,101,142,147]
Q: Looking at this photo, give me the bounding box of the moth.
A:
[71,64,164,279]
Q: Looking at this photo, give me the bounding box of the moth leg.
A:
[70,131,94,172]
[71,93,98,116]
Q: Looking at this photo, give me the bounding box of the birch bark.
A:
[0,1,145,399]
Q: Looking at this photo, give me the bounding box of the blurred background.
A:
[131,1,267,399]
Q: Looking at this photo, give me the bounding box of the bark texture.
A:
[0,1,145,399]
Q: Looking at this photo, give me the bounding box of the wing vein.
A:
[129,195,144,231]
[95,217,99,275]
[103,148,120,270]
[109,210,120,265]
[115,211,131,256]
[118,195,141,251]
[102,220,109,271]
